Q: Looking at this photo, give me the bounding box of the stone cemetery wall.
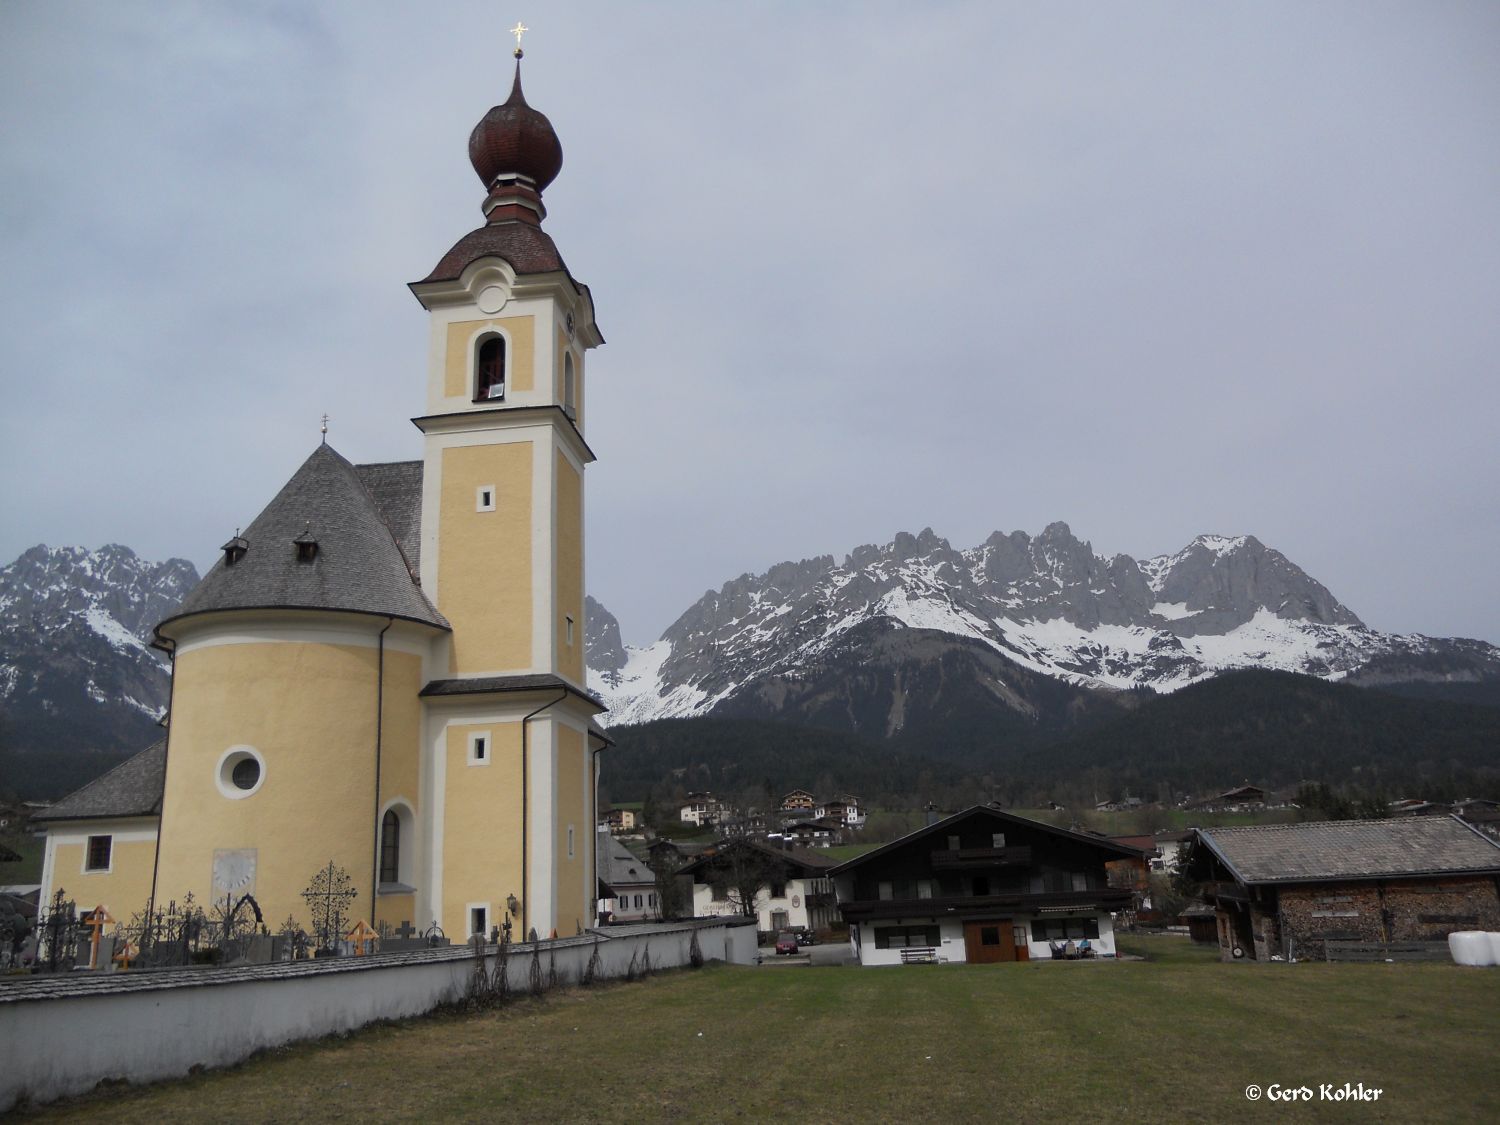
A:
[0,919,757,1112]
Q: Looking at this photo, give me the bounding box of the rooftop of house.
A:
[33,741,166,823]
[1193,815,1500,885]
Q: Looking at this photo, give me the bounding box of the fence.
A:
[1323,939,1451,963]
[0,918,757,1112]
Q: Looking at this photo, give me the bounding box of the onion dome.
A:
[468,62,562,223]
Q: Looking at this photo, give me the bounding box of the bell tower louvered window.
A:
[476,336,506,401]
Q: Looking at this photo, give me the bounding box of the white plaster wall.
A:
[0,920,754,1112]
[1024,913,1117,960]
[855,917,967,966]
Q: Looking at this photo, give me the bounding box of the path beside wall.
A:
[0,919,757,1112]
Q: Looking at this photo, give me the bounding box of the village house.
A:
[830,806,1140,965]
[1184,815,1500,961]
[779,789,816,813]
[816,795,866,829]
[602,808,638,834]
[679,793,725,828]
[678,838,837,936]
[775,818,843,849]
[1189,784,1266,812]
[595,829,659,924]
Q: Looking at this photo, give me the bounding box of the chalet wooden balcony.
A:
[929,845,1033,870]
[838,886,1132,921]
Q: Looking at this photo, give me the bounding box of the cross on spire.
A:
[320,413,329,443]
[510,21,528,58]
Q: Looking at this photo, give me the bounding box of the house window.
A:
[948,835,961,850]
[770,882,787,899]
[649,893,656,907]
[980,925,1001,947]
[563,352,576,419]
[476,486,496,513]
[874,926,941,949]
[971,876,990,897]
[475,336,506,401]
[468,731,491,766]
[634,894,642,909]
[85,835,112,872]
[991,833,1006,848]
[1072,872,1089,892]
[380,810,400,884]
[711,885,728,902]
[877,881,893,901]
[917,880,934,899]
[470,906,488,937]
[1030,918,1101,942]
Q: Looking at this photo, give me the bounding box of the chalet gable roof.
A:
[828,805,1145,877]
[1193,816,1500,885]
[676,837,838,880]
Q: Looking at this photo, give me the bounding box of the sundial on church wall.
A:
[212,848,257,899]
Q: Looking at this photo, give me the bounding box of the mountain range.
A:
[587,523,1500,743]
[4,527,1498,800]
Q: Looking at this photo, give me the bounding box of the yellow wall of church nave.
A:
[555,450,584,686]
[441,720,524,938]
[444,315,535,399]
[438,442,533,674]
[554,723,589,936]
[46,829,158,923]
[153,641,423,929]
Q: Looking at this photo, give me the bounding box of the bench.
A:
[900,947,939,964]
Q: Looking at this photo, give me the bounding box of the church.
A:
[36,45,607,944]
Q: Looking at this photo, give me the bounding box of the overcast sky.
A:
[3,1,1497,647]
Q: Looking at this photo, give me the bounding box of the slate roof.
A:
[1194,816,1500,885]
[34,741,166,823]
[160,444,448,635]
[597,832,655,891]
[355,460,423,575]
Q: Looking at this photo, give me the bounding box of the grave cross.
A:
[84,905,113,970]
[113,939,139,971]
[346,918,379,956]
[392,919,418,941]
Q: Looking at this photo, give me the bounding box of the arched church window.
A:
[380,809,400,884]
[476,336,506,402]
[563,352,576,420]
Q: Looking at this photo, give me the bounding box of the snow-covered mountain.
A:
[0,545,199,774]
[587,523,1500,729]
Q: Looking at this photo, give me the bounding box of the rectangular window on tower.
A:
[468,731,491,766]
[476,486,496,513]
[566,615,575,645]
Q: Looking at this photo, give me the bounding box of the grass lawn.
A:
[19,934,1499,1122]
[821,842,880,862]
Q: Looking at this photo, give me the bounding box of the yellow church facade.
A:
[37,55,606,945]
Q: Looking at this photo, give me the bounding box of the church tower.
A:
[406,45,605,939]
[38,41,607,947]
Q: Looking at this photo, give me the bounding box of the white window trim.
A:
[215,745,266,800]
[82,834,114,875]
[467,730,492,767]
[470,328,511,403]
[476,485,496,513]
[467,902,490,938]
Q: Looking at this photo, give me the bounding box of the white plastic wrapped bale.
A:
[1446,931,1496,967]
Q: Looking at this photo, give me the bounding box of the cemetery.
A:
[0,860,756,1112]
